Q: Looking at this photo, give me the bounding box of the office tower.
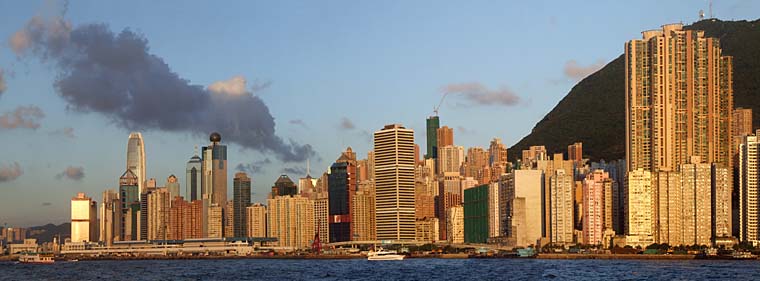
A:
[582,170,612,245]
[352,180,376,241]
[99,190,121,246]
[488,138,508,180]
[521,146,548,169]
[186,152,202,201]
[438,145,464,175]
[246,203,267,237]
[415,218,439,242]
[425,116,440,159]
[680,157,712,246]
[464,184,489,243]
[233,172,252,237]
[436,126,454,151]
[202,132,228,209]
[166,175,180,200]
[712,164,732,240]
[568,142,583,163]
[313,197,329,243]
[147,188,170,240]
[119,169,140,241]
[267,195,315,248]
[328,148,356,243]
[272,175,298,197]
[374,124,416,241]
[626,169,654,247]
[447,205,464,244]
[625,24,734,172]
[551,170,574,245]
[168,197,202,240]
[437,172,462,241]
[740,131,760,243]
[71,192,98,243]
[488,182,501,239]
[503,170,544,247]
[126,132,147,195]
[207,204,223,238]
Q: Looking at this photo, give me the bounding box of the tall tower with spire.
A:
[126,132,146,196]
[186,146,202,201]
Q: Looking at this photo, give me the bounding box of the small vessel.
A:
[731,251,756,260]
[517,247,537,258]
[367,248,404,261]
[18,253,55,264]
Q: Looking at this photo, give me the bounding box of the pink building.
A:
[583,170,611,245]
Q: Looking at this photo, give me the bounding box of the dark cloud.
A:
[56,166,84,181]
[339,117,356,130]
[10,6,315,162]
[442,82,520,106]
[457,126,476,135]
[42,202,52,206]
[0,68,6,95]
[49,126,75,138]
[236,158,272,175]
[0,105,45,130]
[564,59,605,81]
[0,162,23,182]
[289,119,308,128]
[281,166,306,176]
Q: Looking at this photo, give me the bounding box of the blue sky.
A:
[0,0,757,227]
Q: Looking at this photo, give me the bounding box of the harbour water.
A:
[2,258,759,280]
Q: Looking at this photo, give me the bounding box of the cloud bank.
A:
[0,105,45,130]
[0,162,23,182]
[442,82,520,106]
[56,166,84,181]
[9,5,314,162]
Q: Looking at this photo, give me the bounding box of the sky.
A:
[0,0,757,227]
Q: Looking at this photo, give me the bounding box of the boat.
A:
[367,248,405,261]
[731,251,756,260]
[18,253,55,264]
[517,247,537,258]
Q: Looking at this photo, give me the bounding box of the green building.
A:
[464,184,489,243]
[425,116,439,159]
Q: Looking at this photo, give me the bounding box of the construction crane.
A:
[433,92,451,116]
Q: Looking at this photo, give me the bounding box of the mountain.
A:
[509,19,760,162]
[26,223,70,243]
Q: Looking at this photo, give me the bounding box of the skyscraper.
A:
[567,142,583,163]
[550,169,574,245]
[233,172,252,237]
[328,149,356,243]
[166,175,180,200]
[438,145,464,175]
[436,126,454,150]
[374,124,416,241]
[99,190,121,246]
[71,192,98,243]
[680,157,712,246]
[582,170,612,245]
[147,188,170,241]
[626,169,654,247]
[447,205,464,244]
[186,152,202,201]
[740,131,760,244]
[352,180,376,241]
[712,164,732,240]
[202,132,228,209]
[272,175,298,197]
[126,132,146,196]
[246,203,267,238]
[625,24,734,172]
[267,195,315,248]
[119,169,140,241]
[425,116,440,159]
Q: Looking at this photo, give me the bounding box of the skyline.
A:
[1,0,760,227]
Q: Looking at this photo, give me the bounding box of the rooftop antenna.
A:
[709,0,713,19]
[306,158,311,176]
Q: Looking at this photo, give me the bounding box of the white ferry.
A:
[18,253,56,264]
[367,248,404,261]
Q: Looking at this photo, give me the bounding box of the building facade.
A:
[373,124,416,241]
[233,172,252,237]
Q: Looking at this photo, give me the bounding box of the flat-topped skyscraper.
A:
[373,124,416,241]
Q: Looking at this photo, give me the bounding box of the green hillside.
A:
[509,19,760,162]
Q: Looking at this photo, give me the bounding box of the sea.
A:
[1,258,759,280]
